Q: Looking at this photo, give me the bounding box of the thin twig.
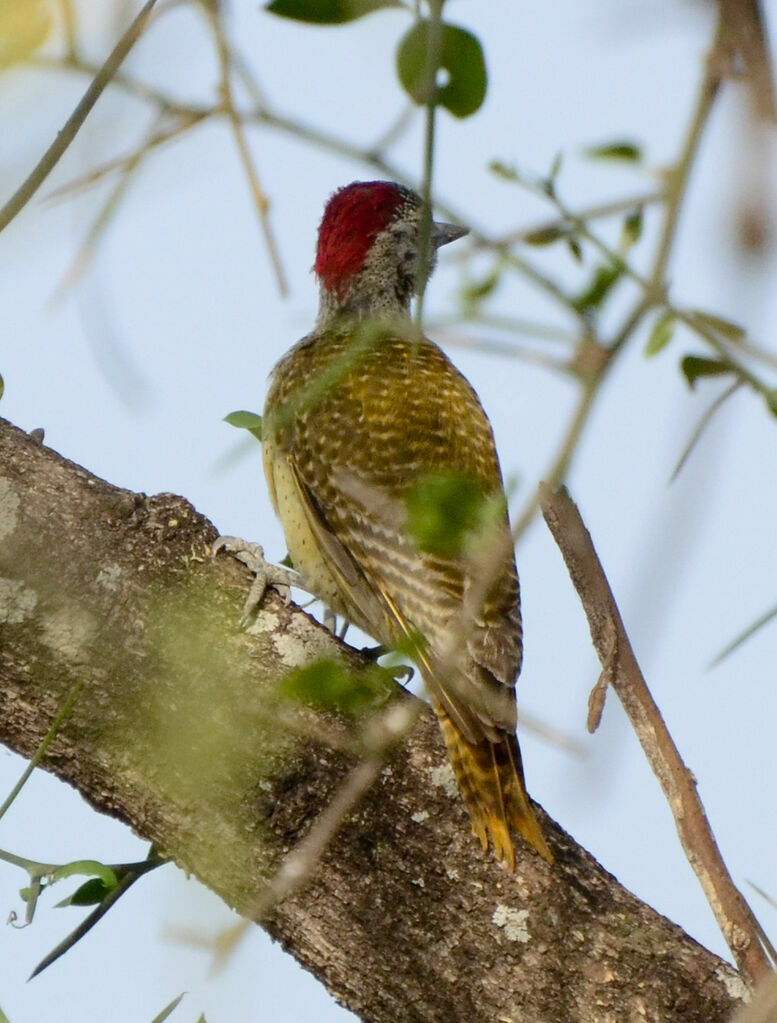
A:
[669,379,742,483]
[650,13,725,289]
[708,599,777,669]
[211,697,421,967]
[540,484,775,986]
[0,0,158,233]
[46,111,207,201]
[208,7,288,296]
[495,191,663,247]
[0,680,85,822]
[414,0,443,329]
[512,373,602,544]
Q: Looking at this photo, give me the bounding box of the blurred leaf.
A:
[645,312,676,356]
[566,237,583,263]
[584,140,642,162]
[50,859,118,888]
[405,471,492,558]
[523,225,567,246]
[0,1005,10,1023]
[764,389,777,418]
[150,994,186,1023]
[397,21,487,118]
[621,207,644,249]
[709,600,777,668]
[488,160,519,183]
[680,355,736,388]
[689,309,746,342]
[265,0,399,23]
[548,152,563,189]
[573,262,623,313]
[55,877,114,908]
[0,0,51,68]
[0,372,4,400]
[280,659,380,716]
[461,266,502,304]
[224,409,263,442]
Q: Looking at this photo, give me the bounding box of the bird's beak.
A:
[432,221,469,248]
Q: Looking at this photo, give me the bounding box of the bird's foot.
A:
[360,643,390,662]
[212,537,302,625]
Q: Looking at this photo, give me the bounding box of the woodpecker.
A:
[262,181,552,867]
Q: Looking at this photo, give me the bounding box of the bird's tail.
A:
[435,708,553,868]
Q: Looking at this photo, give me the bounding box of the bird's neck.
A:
[316,290,412,330]
[315,265,415,330]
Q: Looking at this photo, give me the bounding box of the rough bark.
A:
[0,416,745,1023]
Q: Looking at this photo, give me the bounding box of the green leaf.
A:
[688,309,746,342]
[764,389,777,417]
[405,471,496,558]
[265,0,399,24]
[548,152,563,189]
[566,237,583,263]
[488,160,519,183]
[0,1005,10,1023]
[645,313,676,357]
[461,267,502,304]
[55,877,113,908]
[0,372,4,400]
[396,21,487,118]
[572,262,623,313]
[523,225,567,247]
[280,659,381,715]
[621,207,643,249]
[680,355,736,388]
[224,409,263,442]
[50,859,118,889]
[149,993,186,1023]
[584,140,642,162]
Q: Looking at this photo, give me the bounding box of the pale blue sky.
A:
[2,2,777,1020]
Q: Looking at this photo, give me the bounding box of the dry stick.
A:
[209,10,288,297]
[540,484,773,987]
[0,0,158,234]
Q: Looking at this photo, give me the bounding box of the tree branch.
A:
[0,417,746,1022]
[540,484,773,987]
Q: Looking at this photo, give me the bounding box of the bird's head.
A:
[314,180,467,322]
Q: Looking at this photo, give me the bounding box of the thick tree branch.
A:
[0,417,746,1022]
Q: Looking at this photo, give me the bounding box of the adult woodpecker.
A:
[262,181,552,868]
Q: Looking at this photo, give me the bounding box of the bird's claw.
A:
[212,536,301,624]
[360,645,414,686]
